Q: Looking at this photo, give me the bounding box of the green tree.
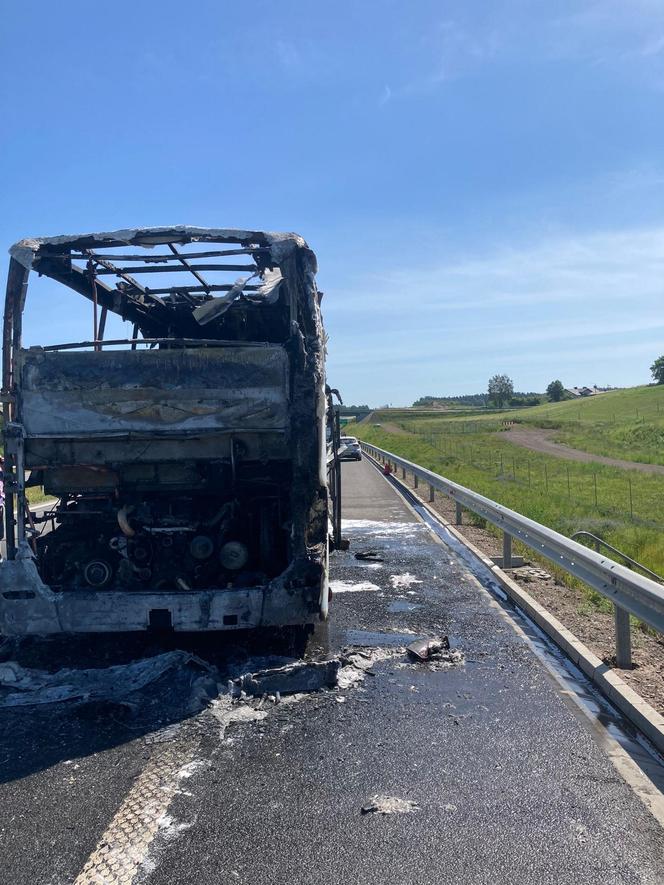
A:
[651,355,664,385]
[546,379,565,402]
[487,374,514,408]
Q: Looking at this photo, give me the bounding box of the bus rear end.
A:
[0,226,331,635]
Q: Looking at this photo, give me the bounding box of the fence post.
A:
[593,472,598,508]
[455,501,462,525]
[628,478,633,521]
[614,605,632,670]
[503,532,512,568]
[429,483,434,503]
[544,463,548,493]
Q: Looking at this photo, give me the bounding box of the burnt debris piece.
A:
[354,550,384,562]
[406,636,464,666]
[232,660,340,697]
[361,796,420,815]
[0,226,339,636]
[0,651,214,707]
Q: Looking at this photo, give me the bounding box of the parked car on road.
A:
[339,436,362,461]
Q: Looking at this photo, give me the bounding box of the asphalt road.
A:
[0,458,663,884]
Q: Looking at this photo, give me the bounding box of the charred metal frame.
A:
[1,226,336,634]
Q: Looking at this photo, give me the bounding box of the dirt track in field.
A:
[505,425,664,475]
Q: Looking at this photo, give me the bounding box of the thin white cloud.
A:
[326,226,664,317]
[396,19,500,96]
[329,318,664,368]
[324,224,664,397]
[378,85,392,106]
[393,3,664,99]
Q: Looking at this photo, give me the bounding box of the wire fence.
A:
[420,431,663,529]
[407,402,664,434]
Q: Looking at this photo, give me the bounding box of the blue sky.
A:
[1,1,664,406]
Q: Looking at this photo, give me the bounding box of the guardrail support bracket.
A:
[614,605,632,670]
[503,532,512,569]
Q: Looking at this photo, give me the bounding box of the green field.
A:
[367,384,664,466]
[350,385,664,582]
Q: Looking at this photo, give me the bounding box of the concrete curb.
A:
[396,472,664,756]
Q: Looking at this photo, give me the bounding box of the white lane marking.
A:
[73,741,198,885]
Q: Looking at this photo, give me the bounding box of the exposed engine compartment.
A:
[36,482,290,593]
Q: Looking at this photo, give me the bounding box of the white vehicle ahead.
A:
[338,436,362,461]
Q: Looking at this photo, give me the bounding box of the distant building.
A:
[566,386,607,398]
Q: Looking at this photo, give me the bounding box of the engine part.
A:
[189,535,214,561]
[82,559,113,588]
[130,540,152,564]
[117,505,136,537]
[220,541,249,571]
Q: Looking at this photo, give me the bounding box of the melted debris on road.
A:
[0,651,214,707]
[232,660,340,697]
[361,796,420,815]
[406,636,465,668]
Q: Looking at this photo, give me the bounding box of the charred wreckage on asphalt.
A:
[0,226,342,635]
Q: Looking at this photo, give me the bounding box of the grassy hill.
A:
[505,385,664,466]
[507,384,664,426]
[368,385,664,466]
[348,384,664,579]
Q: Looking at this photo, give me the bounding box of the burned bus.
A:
[0,226,339,635]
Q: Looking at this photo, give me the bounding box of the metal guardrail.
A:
[571,532,664,585]
[362,442,664,670]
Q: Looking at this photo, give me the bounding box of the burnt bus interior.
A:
[3,227,330,598]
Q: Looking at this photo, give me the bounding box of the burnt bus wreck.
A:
[0,226,339,634]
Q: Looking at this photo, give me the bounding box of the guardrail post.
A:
[614,605,632,669]
[503,532,512,568]
[402,467,406,479]
[455,501,462,525]
[429,483,434,502]
[414,475,418,489]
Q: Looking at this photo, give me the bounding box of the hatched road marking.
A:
[73,740,198,885]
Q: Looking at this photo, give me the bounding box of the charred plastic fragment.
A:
[354,550,384,562]
[233,660,340,697]
[406,636,464,664]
